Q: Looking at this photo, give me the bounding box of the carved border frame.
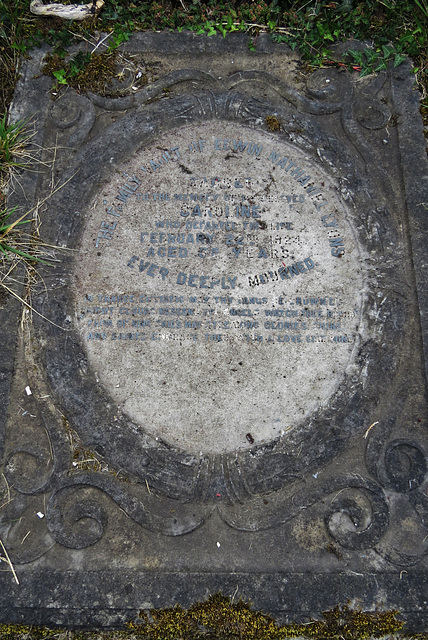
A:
[0,34,427,627]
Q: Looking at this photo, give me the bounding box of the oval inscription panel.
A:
[73,122,366,454]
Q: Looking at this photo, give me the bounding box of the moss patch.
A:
[0,594,417,640]
[127,594,406,640]
[265,115,282,132]
[43,51,119,95]
[71,51,117,94]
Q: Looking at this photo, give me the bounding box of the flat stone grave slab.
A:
[1,32,427,630]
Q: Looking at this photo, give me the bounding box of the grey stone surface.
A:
[0,31,427,629]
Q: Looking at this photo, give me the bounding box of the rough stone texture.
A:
[0,32,427,630]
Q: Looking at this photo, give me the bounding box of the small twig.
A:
[214,20,294,35]
[1,472,11,506]
[44,425,54,461]
[50,133,59,191]
[91,32,111,54]
[1,282,66,330]
[21,531,31,545]
[0,539,19,585]
[324,59,362,71]
[0,261,19,284]
[363,421,379,439]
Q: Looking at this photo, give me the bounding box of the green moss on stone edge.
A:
[0,594,415,640]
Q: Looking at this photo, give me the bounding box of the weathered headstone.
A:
[1,32,427,629]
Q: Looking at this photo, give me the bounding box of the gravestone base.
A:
[0,32,427,630]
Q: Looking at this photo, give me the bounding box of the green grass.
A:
[0,0,427,166]
[0,1,427,116]
[0,114,35,187]
[0,205,51,264]
[0,114,51,266]
[0,205,32,257]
